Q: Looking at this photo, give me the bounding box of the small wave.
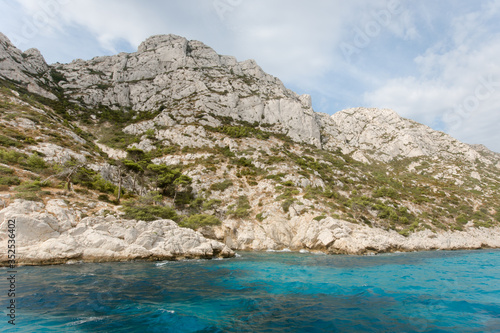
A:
[299,249,310,254]
[266,248,292,252]
[68,316,105,326]
[155,262,171,267]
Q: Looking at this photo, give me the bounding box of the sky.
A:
[1,0,499,152]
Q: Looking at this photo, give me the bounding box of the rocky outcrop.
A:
[212,215,500,254]
[0,32,57,100]
[2,199,497,267]
[1,31,499,265]
[54,34,322,147]
[2,31,498,163]
[0,200,234,266]
[321,108,489,163]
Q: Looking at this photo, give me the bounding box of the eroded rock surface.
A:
[0,199,233,266]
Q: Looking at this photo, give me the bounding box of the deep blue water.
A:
[1,249,500,332]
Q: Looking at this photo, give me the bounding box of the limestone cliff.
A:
[0,32,499,265]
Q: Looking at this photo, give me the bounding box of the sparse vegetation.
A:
[228,195,252,218]
[0,53,499,244]
[178,214,221,229]
[210,179,233,192]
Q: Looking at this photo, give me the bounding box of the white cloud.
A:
[364,2,500,152]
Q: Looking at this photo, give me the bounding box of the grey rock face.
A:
[54,34,322,147]
[214,215,500,254]
[321,107,490,163]
[3,31,498,163]
[0,33,57,100]
[0,199,234,265]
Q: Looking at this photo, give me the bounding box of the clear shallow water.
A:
[1,250,500,332]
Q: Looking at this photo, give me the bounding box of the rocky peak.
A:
[51,34,322,147]
[2,31,498,163]
[0,32,12,47]
[137,34,188,52]
[321,107,486,163]
[0,32,56,100]
[23,48,49,73]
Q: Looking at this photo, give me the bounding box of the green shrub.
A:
[98,128,139,150]
[282,199,294,213]
[0,149,27,165]
[0,165,14,175]
[202,198,222,210]
[0,175,20,186]
[144,128,155,139]
[122,202,179,222]
[474,220,493,228]
[456,214,468,225]
[15,181,42,192]
[373,186,398,199]
[92,174,117,194]
[210,179,233,192]
[313,215,327,221]
[228,195,251,218]
[97,194,110,202]
[179,214,221,229]
[0,135,22,148]
[15,191,43,201]
[232,157,253,167]
[265,173,286,181]
[256,212,265,222]
[26,153,47,172]
[13,180,49,201]
[213,125,270,140]
[398,229,410,237]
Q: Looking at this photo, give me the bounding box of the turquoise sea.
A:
[1,249,499,332]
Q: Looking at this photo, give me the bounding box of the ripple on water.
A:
[1,249,499,332]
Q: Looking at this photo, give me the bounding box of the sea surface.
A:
[1,249,500,332]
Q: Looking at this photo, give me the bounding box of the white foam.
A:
[266,248,292,252]
[68,316,104,326]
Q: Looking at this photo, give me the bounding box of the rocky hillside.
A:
[0,32,499,264]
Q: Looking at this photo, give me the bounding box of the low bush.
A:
[228,195,251,218]
[178,214,221,229]
[26,153,47,172]
[202,198,222,210]
[0,149,27,165]
[0,165,14,175]
[14,180,50,201]
[0,135,22,148]
[122,202,179,222]
[0,175,20,186]
[210,179,233,192]
[15,191,44,201]
[97,194,110,202]
[282,199,295,213]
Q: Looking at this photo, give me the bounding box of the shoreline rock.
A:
[212,216,500,255]
[0,200,234,267]
[1,200,498,266]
